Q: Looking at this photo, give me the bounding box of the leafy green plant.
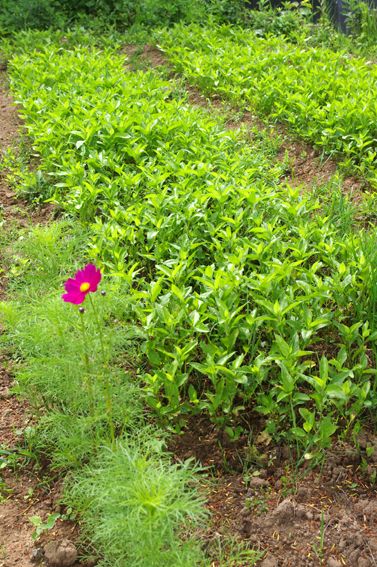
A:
[7,34,377,455]
[158,23,377,184]
[29,513,61,541]
[65,433,207,567]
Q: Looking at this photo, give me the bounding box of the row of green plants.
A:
[158,23,377,184]
[7,33,377,457]
[2,0,377,59]
[0,0,249,33]
[0,221,207,566]
[3,0,377,49]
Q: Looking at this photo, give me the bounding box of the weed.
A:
[312,510,326,562]
[29,512,61,541]
[0,478,12,503]
[207,533,265,566]
[245,494,269,515]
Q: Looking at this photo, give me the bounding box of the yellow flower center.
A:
[80,282,91,293]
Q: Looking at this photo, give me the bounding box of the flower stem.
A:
[88,294,115,444]
[78,310,95,419]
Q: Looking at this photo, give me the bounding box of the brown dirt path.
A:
[0,71,79,567]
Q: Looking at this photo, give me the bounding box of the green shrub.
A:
[133,0,206,27]
[60,0,208,29]
[345,0,377,46]
[0,0,65,32]
[243,0,313,38]
[0,0,249,32]
[205,0,249,24]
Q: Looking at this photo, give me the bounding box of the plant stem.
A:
[79,310,95,418]
[88,294,115,444]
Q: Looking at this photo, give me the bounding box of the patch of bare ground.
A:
[0,74,24,221]
[170,417,377,567]
[0,362,81,567]
[125,44,367,207]
[0,72,81,567]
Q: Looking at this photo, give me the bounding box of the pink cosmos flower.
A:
[62,263,102,305]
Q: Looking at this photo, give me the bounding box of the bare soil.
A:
[0,361,79,567]
[0,73,79,567]
[170,417,377,566]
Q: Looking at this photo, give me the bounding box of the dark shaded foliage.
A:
[0,0,248,32]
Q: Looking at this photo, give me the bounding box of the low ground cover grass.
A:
[6,33,377,460]
[158,24,377,185]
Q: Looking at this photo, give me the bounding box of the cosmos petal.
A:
[62,291,86,304]
[64,278,81,293]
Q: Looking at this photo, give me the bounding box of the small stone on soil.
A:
[260,554,279,567]
[355,499,377,521]
[44,539,78,567]
[248,477,269,489]
[295,486,309,502]
[357,558,371,567]
[31,547,44,562]
[246,476,269,496]
[270,497,295,524]
[295,504,309,519]
[348,549,361,563]
[327,558,342,567]
[0,387,12,399]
